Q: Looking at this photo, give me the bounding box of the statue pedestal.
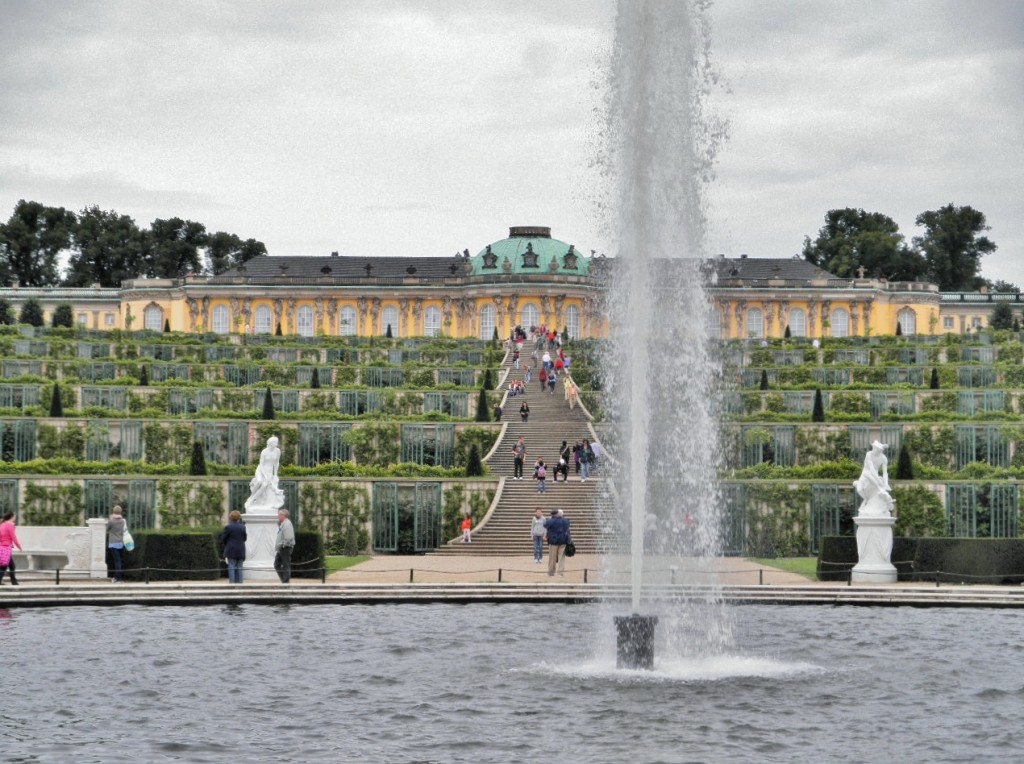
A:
[852,516,897,583]
[242,511,280,581]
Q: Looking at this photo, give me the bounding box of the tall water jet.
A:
[600,0,729,667]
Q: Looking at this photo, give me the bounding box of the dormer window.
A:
[522,242,539,268]
[563,244,578,270]
[482,244,498,269]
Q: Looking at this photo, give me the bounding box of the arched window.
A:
[381,306,399,336]
[254,305,272,334]
[339,306,357,336]
[789,308,806,337]
[565,305,581,339]
[297,306,314,337]
[144,304,163,332]
[479,303,495,340]
[706,307,722,339]
[897,308,917,335]
[746,307,763,338]
[831,308,849,338]
[520,303,540,330]
[212,305,230,334]
[424,306,441,337]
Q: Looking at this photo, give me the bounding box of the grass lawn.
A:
[752,557,818,580]
[325,555,371,573]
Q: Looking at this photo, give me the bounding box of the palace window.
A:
[254,305,272,334]
[479,303,495,340]
[104,313,115,326]
[520,303,540,329]
[706,307,721,339]
[77,313,88,326]
[789,308,806,337]
[381,306,399,336]
[339,306,357,336]
[746,308,763,338]
[143,305,163,332]
[831,308,849,338]
[424,306,441,337]
[897,308,917,335]
[566,305,581,339]
[297,306,315,337]
[212,305,230,334]
[943,316,954,329]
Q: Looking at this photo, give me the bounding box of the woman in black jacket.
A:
[221,511,248,584]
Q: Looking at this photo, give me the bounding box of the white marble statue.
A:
[245,436,285,513]
[853,440,894,517]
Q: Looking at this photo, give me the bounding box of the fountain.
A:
[602,0,729,668]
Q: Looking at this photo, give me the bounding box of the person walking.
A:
[547,370,557,395]
[520,400,530,422]
[531,508,546,564]
[524,366,532,384]
[580,440,591,482]
[544,509,571,577]
[274,508,296,583]
[573,441,582,475]
[558,440,571,482]
[493,402,502,422]
[534,458,548,493]
[590,440,601,472]
[538,366,547,392]
[220,510,248,584]
[461,515,473,543]
[0,510,23,586]
[106,505,126,583]
[512,437,526,480]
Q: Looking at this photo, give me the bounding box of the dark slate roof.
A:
[711,256,836,281]
[209,254,471,283]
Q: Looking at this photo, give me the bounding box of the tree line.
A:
[802,204,1010,293]
[0,199,267,288]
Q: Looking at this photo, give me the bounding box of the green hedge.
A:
[817,536,918,582]
[118,528,325,581]
[914,538,1024,584]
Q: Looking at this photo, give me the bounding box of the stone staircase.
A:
[435,345,614,556]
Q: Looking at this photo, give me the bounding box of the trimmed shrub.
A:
[784,325,791,339]
[914,538,1024,584]
[465,443,484,477]
[811,388,824,422]
[0,298,13,325]
[139,364,149,386]
[759,369,769,390]
[261,387,275,420]
[189,440,207,475]
[483,368,494,390]
[818,536,918,582]
[49,384,63,417]
[894,443,914,480]
[122,529,221,582]
[929,367,939,389]
[51,303,74,328]
[275,322,282,336]
[310,367,320,389]
[164,318,171,332]
[19,298,44,327]
[475,388,489,422]
[291,530,325,578]
[385,323,393,338]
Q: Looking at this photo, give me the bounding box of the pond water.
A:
[2,603,1023,763]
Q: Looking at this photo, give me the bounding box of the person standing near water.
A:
[544,509,570,577]
[220,510,247,584]
[0,510,23,585]
[106,505,126,583]
[531,508,546,563]
[274,508,295,583]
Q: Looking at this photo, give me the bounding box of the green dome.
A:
[469,226,590,276]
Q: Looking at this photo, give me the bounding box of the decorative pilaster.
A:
[187,298,199,332]
[273,299,284,332]
[821,300,831,336]
[734,300,746,338]
[314,297,325,334]
[863,299,873,336]
[398,299,410,336]
[850,300,859,336]
[765,302,776,338]
[326,298,337,334]
[718,301,731,338]
[807,299,818,337]
[200,297,210,332]
[285,299,296,333]
[370,298,381,335]
[412,298,423,336]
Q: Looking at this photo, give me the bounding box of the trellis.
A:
[13,340,48,356]
[150,363,192,382]
[870,391,915,419]
[228,479,299,521]
[436,369,477,387]
[338,390,384,416]
[961,346,996,363]
[885,367,924,385]
[297,423,353,467]
[740,368,778,387]
[812,368,852,386]
[809,483,854,553]
[371,482,441,553]
[168,388,215,415]
[958,366,997,388]
[772,350,804,366]
[896,347,928,364]
[84,479,157,529]
[784,391,826,415]
[848,426,872,462]
[2,360,42,379]
[833,349,869,364]
[265,348,299,363]
[955,391,1005,416]
[85,421,111,462]
[423,391,470,418]
[119,420,144,461]
[194,421,250,465]
[740,426,795,468]
[78,342,110,359]
[251,389,299,413]
[77,362,117,382]
[295,366,334,386]
[223,365,262,386]
[0,384,41,410]
[954,425,1009,469]
[400,424,455,467]
[80,386,127,411]
[0,419,36,462]
[364,367,404,387]
[204,346,237,362]
[0,479,18,520]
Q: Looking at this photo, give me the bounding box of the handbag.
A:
[123,526,135,552]
[565,539,576,557]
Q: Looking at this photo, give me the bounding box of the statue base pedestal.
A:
[242,511,280,581]
[852,516,897,583]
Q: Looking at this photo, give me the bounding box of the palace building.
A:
[1,225,1018,338]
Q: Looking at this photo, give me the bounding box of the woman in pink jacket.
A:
[0,510,23,585]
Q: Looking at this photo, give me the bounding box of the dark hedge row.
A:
[818,536,1024,583]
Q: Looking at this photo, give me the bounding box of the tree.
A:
[65,205,144,287]
[0,200,76,286]
[163,318,171,333]
[189,440,207,476]
[914,204,997,291]
[143,217,208,279]
[895,322,902,337]
[385,323,393,338]
[895,443,914,480]
[275,322,282,336]
[310,367,321,389]
[929,368,939,390]
[811,388,825,422]
[483,368,494,390]
[205,231,267,275]
[759,369,769,390]
[19,298,43,326]
[987,279,1021,293]
[139,364,149,386]
[465,443,484,477]
[49,384,64,417]
[0,298,13,325]
[261,387,275,420]
[475,388,490,422]
[802,208,925,281]
[784,324,791,339]
[990,303,1015,331]
[1014,318,1021,333]
[51,303,74,328]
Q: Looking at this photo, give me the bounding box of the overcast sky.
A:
[2,0,1021,284]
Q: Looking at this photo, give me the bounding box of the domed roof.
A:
[469,226,590,276]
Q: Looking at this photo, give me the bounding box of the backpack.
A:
[536,465,546,479]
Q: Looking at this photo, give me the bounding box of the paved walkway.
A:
[330,555,813,585]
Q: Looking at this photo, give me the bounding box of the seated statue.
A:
[853,440,894,517]
[245,436,285,513]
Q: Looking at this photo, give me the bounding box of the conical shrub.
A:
[310,367,320,389]
[811,388,825,422]
[261,387,275,420]
[759,369,769,390]
[465,444,484,477]
[475,388,490,422]
[895,443,914,480]
[929,368,940,390]
[49,385,64,418]
[189,440,207,475]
